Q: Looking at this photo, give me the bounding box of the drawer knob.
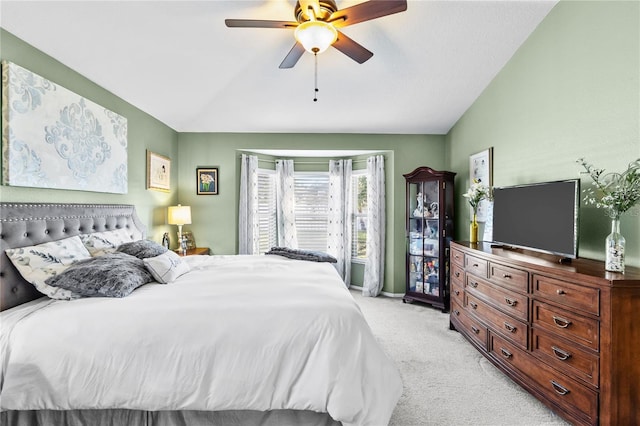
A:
[454,289,460,296]
[502,273,512,279]
[557,289,566,295]
[504,297,518,307]
[453,309,460,316]
[550,380,570,396]
[471,326,480,334]
[551,346,572,361]
[504,322,517,333]
[500,348,512,359]
[468,281,478,288]
[455,272,460,278]
[472,263,479,267]
[469,302,478,310]
[552,316,572,328]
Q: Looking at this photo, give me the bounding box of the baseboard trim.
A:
[349,285,404,298]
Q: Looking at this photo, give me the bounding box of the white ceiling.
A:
[0,0,557,134]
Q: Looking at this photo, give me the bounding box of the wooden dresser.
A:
[449,242,640,426]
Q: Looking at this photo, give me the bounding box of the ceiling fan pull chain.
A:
[313,51,319,102]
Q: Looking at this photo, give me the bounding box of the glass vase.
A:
[470,213,479,244]
[605,218,625,273]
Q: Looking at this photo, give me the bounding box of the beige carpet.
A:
[350,289,570,426]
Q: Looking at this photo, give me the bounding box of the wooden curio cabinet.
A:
[403,167,456,311]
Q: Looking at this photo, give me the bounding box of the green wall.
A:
[0,29,180,239]
[176,133,447,294]
[447,0,640,267]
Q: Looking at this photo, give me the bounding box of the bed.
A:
[0,203,402,426]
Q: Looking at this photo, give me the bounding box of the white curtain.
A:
[238,154,259,254]
[327,159,352,286]
[362,155,386,297]
[276,159,298,249]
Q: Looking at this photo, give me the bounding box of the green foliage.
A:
[577,158,640,219]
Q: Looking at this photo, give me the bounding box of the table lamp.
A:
[167,204,191,250]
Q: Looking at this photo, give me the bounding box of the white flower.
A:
[463,179,492,213]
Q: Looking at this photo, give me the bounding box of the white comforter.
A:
[0,255,402,425]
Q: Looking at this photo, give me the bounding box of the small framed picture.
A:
[146,150,171,192]
[197,167,219,195]
[182,231,196,249]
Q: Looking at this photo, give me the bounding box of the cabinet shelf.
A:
[403,166,456,311]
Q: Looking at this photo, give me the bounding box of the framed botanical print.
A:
[469,147,493,222]
[146,150,171,192]
[197,167,218,195]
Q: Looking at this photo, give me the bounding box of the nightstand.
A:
[175,247,210,256]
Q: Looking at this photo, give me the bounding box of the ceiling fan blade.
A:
[332,31,373,64]
[279,42,306,69]
[329,0,407,28]
[225,19,298,29]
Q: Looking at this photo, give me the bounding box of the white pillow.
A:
[80,228,135,257]
[5,236,92,300]
[143,251,190,284]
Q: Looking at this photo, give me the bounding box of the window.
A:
[294,172,329,252]
[352,172,368,260]
[257,170,276,254]
[255,167,366,259]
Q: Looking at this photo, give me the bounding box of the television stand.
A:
[449,241,640,426]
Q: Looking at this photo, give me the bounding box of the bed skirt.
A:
[0,409,342,426]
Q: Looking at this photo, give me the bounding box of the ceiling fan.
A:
[225,0,408,69]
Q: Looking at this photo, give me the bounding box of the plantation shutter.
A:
[294,172,329,252]
[257,170,277,254]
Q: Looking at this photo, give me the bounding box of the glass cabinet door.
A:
[408,180,441,298]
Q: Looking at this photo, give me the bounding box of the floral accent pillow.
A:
[4,236,92,300]
[45,252,153,298]
[143,251,191,284]
[79,228,134,257]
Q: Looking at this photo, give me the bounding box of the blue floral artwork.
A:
[1,61,128,193]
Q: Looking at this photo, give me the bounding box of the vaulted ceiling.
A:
[0,0,557,134]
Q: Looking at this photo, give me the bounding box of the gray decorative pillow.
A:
[45,252,153,298]
[116,239,167,259]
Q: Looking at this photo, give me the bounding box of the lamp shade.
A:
[168,204,192,226]
[294,21,338,54]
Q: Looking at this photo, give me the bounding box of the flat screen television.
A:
[491,179,580,259]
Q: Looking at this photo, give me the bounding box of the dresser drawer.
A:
[532,301,599,351]
[489,333,598,425]
[451,262,464,287]
[465,274,528,322]
[451,300,487,350]
[533,274,600,316]
[489,262,529,293]
[532,329,599,388]
[466,292,528,349]
[451,279,465,307]
[465,254,488,278]
[451,248,465,267]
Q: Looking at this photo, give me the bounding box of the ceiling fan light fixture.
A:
[294,21,338,54]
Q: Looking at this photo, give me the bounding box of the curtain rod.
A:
[256,158,370,165]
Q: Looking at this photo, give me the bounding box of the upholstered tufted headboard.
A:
[0,203,147,312]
